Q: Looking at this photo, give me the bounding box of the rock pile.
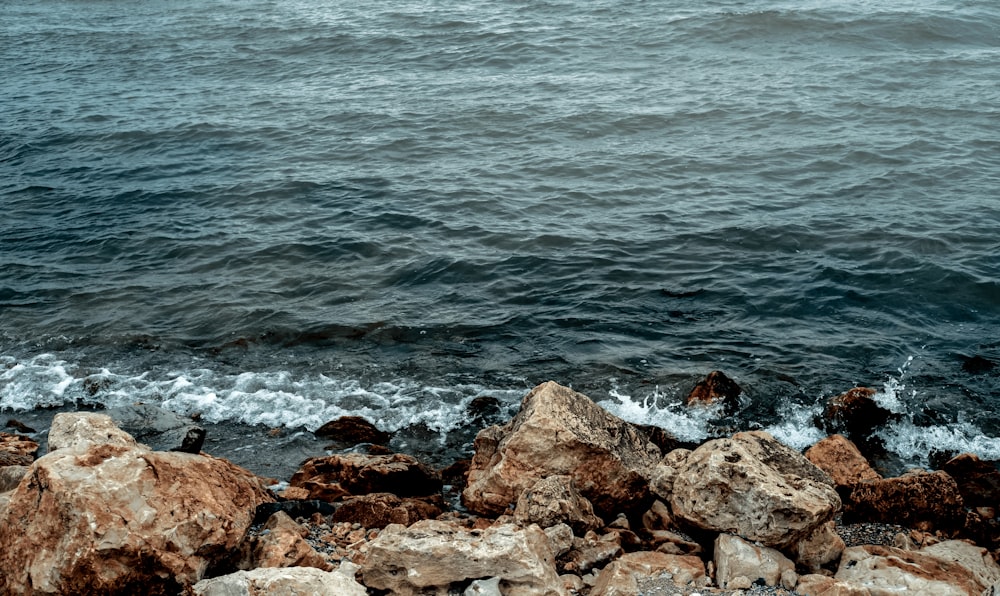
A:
[2,379,1000,595]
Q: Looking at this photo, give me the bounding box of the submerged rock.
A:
[463,381,661,519]
[314,415,390,448]
[685,370,742,410]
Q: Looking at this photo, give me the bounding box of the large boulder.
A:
[805,434,881,488]
[835,541,1000,595]
[942,453,1000,508]
[289,452,441,500]
[0,415,274,595]
[360,519,567,595]
[823,387,895,442]
[330,492,443,529]
[191,565,366,596]
[669,431,840,548]
[462,381,661,519]
[843,470,965,531]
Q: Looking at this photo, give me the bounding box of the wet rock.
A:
[843,470,965,532]
[942,452,1000,508]
[685,370,742,409]
[0,432,37,466]
[314,415,390,448]
[0,434,274,594]
[835,541,1000,595]
[330,492,443,529]
[591,551,706,595]
[105,403,206,453]
[289,452,441,500]
[0,465,29,492]
[805,434,881,488]
[634,424,695,454]
[670,431,840,548]
[360,519,566,595]
[466,396,504,426]
[463,381,661,520]
[4,419,36,434]
[241,511,332,571]
[191,565,366,596]
[714,533,796,589]
[47,412,138,452]
[794,520,846,574]
[823,387,895,442]
[514,475,604,535]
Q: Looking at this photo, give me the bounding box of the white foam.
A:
[602,383,719,444]
[764,399,826,451]
[877,417,1000,467]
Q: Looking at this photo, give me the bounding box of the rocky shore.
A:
[2,378,1000,595]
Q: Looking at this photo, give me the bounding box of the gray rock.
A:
[106,404,206,453]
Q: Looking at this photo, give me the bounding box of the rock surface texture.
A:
[843,470,965,531]
[0,413,274,596]
[805,434,881,487]
[513,474,603,534]
[290,452,441,500]
[670,431,840,548]
[463,381,661,519]
[835,542,1000,595]
[713,533,796,589]
[191,565,367,596]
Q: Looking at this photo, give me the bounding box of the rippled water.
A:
[3,0,999,469]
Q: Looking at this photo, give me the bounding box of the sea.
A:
[2,0,999,479]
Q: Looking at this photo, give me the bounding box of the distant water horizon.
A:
[3,0,999,470]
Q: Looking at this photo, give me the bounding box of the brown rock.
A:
[796,574,872,596]
[805,434,881,488]
[314,415,390,447]
[331,492,443,529]
[462,381,662,520]
[289,452,441,499]
[685,370,742,408]
[591,551,706,595]
[640,499,674,532]
[514,475,604,535]
[560,532,624,574]
[794,520,846,573]
[835,542,1000,595]
[0,432,38,464]
[823,387,894,440]
[714,533,796,589]
[843,470,965,531]
[670,431,840,548]
[943,452,1000,508]
[242,511,332,571]
[5,419,36,434]
[649,448,691,501]
[0,441,274,595]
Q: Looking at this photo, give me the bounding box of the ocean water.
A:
[3,0,999,473]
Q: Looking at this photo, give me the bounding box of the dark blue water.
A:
[3,0,999,467]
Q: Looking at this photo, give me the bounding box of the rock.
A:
[670,431,840,548]
[561,531,624,574]
[330,492,443,529]
[0,439,274,595]
[0,432,38,465]
[241,511,332,571]
[805,434,881,488]
[513,475,603,534]
[289,452,441,500]
[252,499,336,524]
[685,370,742,409]
[795,520,846,573]
[634,424,695,454]
[464,576,503,596]
[191,565,366,596]
[105,403,206,453]
[920,540,1000,590]
[647,530,703,556]
[0,465,29,492]
[823,387,894,441]
[544,523,575,559]
[843,470,965,531]
[47,412,138,452]
[5,419,36,433]
[591,551,707,595]
[942,452,1000,508]
[641,499,675,532]
[714,533,796,589]
[314,415,390,448]
[360,519,566,595]
[463,381,661,519]
[796,574,872,596]
[649,448,691,501]
[835,542,1000,595]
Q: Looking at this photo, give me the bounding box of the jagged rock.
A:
[591,551,707,595]
[796,574,872,596]
[0,437,274,595]
[648,530,703,556]
[835,541,1000,595]
[561,531,624,574]
[47,412,138,452]
[5,419,36,433]
[0,465,29,492]
[252,499,336,525]
[514,475,603,534]
[0,432,38,465]
[191,565,366,596]
[106,403,206,453]
[805,434,881,488]
[649,448,691,501]
[330,492,443,529]
[794,520,846,573]
[634,424,694,454]
[240,511,331,571]
[641,499,675,532]
[544,523,575,559]
[685,370,742,409]
[463,381,661,519]
[289,452,441,500]
[464,576,503,596]
[314,415,390,448]
[670,431,840,548]
[360,520,566,596]
[823,387,894,440]
[714,533,796,589]
[942,452,1000,508]
[843,470,964,531]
